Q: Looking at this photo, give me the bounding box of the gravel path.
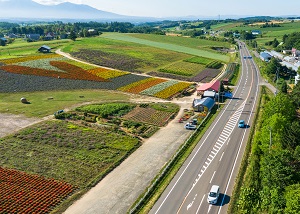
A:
[0,113,43,138]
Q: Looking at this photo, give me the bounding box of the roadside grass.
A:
[227,86,273,213]
[0,90,129,117]
[101,33,230,62]
[129,105,220,213]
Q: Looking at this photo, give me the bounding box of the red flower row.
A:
[1,61,109,82]
[0,167,75,214]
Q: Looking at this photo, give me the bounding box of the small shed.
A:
[38,45,51,53]
[193,97,215,112]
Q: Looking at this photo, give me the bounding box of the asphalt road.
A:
[150,42,261,214]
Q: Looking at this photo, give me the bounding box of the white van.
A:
[207,185,220,204]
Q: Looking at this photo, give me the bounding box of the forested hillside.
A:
[236,84,300,213]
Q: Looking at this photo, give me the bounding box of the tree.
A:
[290,83,300,107]
[0,39,6,46]
[68,31,77,41]
[273,38,279,48]
[285,184,300,214]
[280,80,288,93]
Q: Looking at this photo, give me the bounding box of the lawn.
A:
[0,90,129,117]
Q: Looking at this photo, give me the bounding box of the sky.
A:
[32,0,300,18]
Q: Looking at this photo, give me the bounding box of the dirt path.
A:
[0,113,46,138]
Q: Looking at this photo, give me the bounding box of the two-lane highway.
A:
[150,42,261,214]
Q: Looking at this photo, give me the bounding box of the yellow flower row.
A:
[87,67,129,79]
[0,54,62,64]
[64,60,97,70]
[154,82,192,99]
[118,77,156,92]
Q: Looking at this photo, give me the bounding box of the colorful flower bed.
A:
[87,67,129,79]
[63,60,97,70]
[1,63,108,82]
[0,53,193,99]
[0,167,74,214]
[0,54,62,65]
[140,80,179,96]
[154,82,192,99]
[126,78,167,94]
[17,57,66,72]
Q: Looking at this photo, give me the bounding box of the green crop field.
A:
[159,61,205,76]
[101,33,230,62]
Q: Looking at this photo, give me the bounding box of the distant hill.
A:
[0,0,145,21]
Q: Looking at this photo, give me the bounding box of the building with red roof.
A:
[197,80,220,95]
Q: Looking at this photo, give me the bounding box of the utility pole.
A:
[269,127,272,153]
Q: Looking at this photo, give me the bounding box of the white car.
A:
[207,185,220,204]
[184,123,196,130]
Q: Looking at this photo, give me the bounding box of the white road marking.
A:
[219,152,224,161]
[209,171,216,183]
[208,204,212,213]
[196,194,206,214]
[187,194,197,210]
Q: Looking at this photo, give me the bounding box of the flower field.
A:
[87,67,129,79]
[122,106,174,126]
[153,82,192,99]
[0,53,193,99]
[0,167,74,214]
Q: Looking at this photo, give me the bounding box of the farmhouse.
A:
[260,52,272,62]
[252,30,261,35]
[38,45,51,53]
[197,80,220,95]
[26,34,40,41]
[193,97,215,112]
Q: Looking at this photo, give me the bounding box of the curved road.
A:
[150,42,261,214]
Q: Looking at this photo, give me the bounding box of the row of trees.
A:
[237,85,300,213]
[0,21,165,38]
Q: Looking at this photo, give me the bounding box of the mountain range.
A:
[0,0,293,23]
[0,0,149,22]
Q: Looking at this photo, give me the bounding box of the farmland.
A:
[0,53,193,99]
[0,31,232,213]
[0,119,140,213]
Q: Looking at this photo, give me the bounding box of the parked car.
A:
[238,120,245,128]
[184,123,197,130]
[207,185,220,204]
